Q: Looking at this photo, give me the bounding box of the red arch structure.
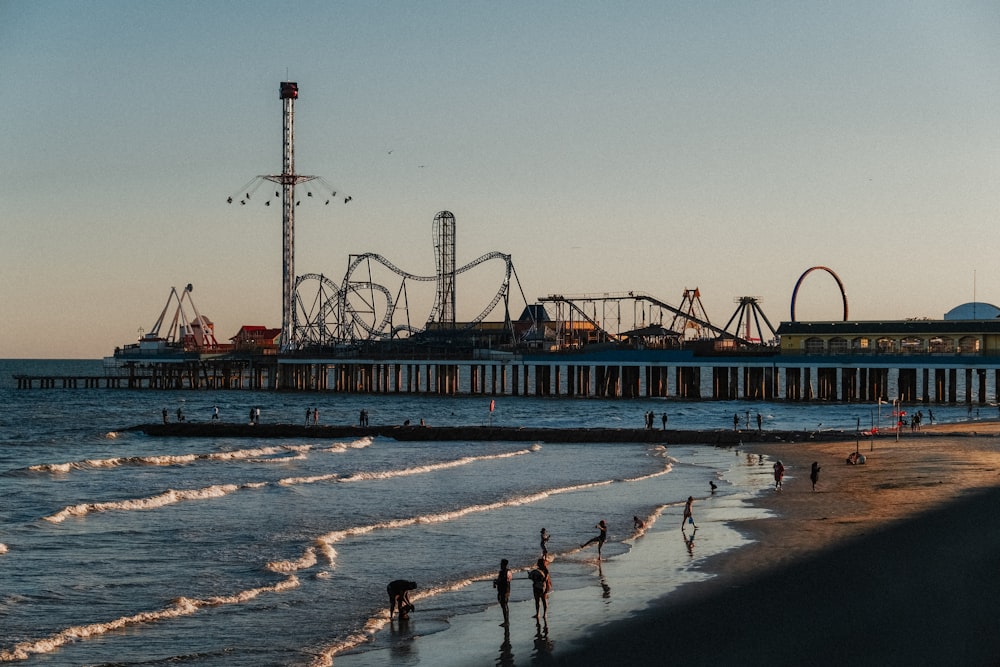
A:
[790,266,848,321]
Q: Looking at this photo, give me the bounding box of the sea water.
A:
[0,360,979,665]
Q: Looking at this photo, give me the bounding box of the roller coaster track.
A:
[539,292,743,343]
[292,252,517,347]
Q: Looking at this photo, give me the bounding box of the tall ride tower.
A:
[264,82,318,349]
[429,210,457,327]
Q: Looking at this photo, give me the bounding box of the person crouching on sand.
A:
[387,579,416,619]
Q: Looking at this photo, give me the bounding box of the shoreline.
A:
[552,421,1000,665]
[333,422,1000,666]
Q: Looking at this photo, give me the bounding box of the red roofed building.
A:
[230,326,282,353]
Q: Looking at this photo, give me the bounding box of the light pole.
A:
[855,416,860,454]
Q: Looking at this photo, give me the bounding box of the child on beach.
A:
[540,528,550,556]
[580,519,607,558]
[682,496,697,529]
[773,460,785,490]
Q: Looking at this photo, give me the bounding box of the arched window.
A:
[805,337,825,354]
[852,337,871,353]
[929,337,955,353]
[900,337,924,354]
[876,337,895,353]
[829,337,849,354]
[959,336,980,353]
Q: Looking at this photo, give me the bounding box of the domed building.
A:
[943,302,1000,320]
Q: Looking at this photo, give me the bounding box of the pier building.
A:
[16,316,1000,407]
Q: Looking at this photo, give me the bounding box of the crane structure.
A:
[144,284,220,350]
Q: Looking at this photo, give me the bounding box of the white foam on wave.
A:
[308,571,509,664]
[280,478,614,576]
[340,448,532,483]
[622,460,673,483]
[0,576,299,662]
[277,472,339,486]
[42,482,266,523]
[26,445,313,476]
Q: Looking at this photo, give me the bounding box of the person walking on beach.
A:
[387,579,417,620]
[682,496,697,529]
[810,461,821,491]
[529,558,551,619]
[493,558,513,627]
[773,460,785,490]
[540,527,550,556]
[580,519,607,558]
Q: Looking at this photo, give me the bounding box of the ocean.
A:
[0,360,980,665]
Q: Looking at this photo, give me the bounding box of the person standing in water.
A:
[539,527,550,556]
[493,558,513,627]
[682,496,697,529]
[581,519,608,558]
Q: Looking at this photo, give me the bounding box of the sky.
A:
[2,1,999,358]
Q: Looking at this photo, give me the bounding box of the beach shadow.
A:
[496,626,514,667]
[532,619,554,660]
[597,562,611,600]
[683,527,698,556]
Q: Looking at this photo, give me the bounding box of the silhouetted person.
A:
[581,519,607,558]
[493,559,512,627]
[810,461,821,491]
[540,527,550,556]
[387,579,416,619]
[528,558,550,619]
[683,496,697,529]
[774,460,785,490]
[710,480,718,493]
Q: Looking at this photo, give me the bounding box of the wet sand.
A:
[552,421,1000,665]
[335,421,1000,666]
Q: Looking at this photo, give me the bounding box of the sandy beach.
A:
[337,421,1000,666]
[552,420,1000,666]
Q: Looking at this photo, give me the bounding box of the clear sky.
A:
[2,1,999,358]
